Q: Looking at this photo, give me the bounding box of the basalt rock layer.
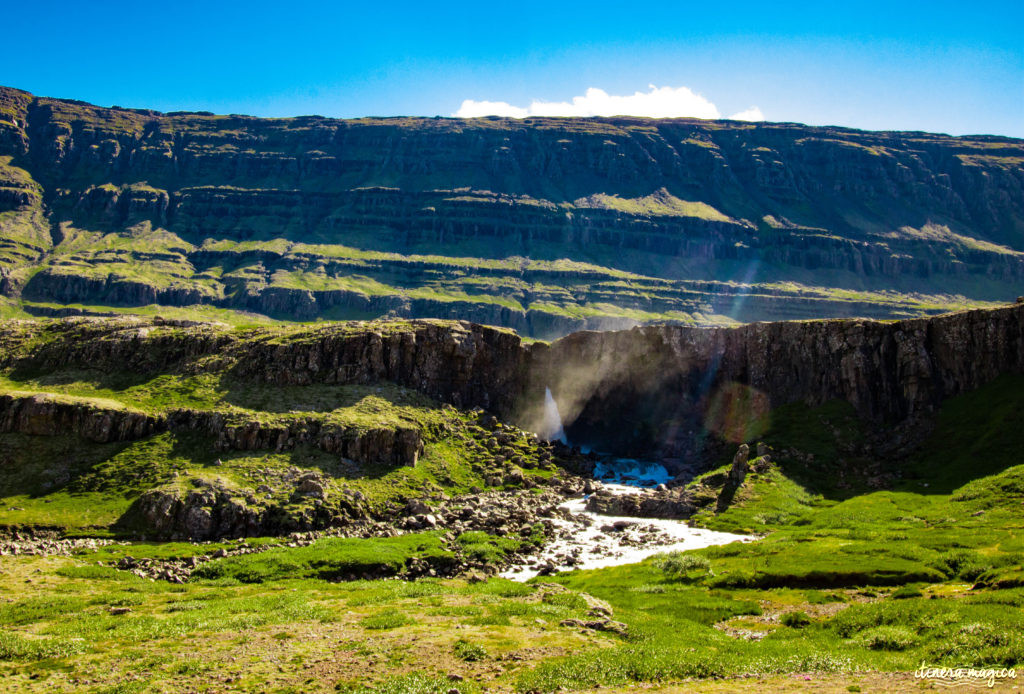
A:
[531,303,1024,455]
[0,390,425,468]
[0,318,528,414]
[1,86,1022,335]
[4,304,1024,462]
[0,391,162,443]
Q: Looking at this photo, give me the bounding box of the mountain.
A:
[1,85,1022,337]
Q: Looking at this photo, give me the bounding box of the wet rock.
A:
[586,488,698,519]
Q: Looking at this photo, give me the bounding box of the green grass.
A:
[0,546,592,692]
[192,532,455,582]
[502,382,1024,690]
[453,638,488,662]
[361,609,416,630]
[339,672,481,694]
[900,374,1024,492]
[575,190,733,222]
[2,287,1024,692]
[455,529,543,564]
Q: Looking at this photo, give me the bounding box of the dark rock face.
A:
[728,444,750,486]
[529,303,1024,456]
[135,492,310,542]
[229,321,528,413]
[168,409,424,467]
[0,392,162,443]
[4,304,1024,462]
[0,388,424,468]
[5,94,1020,256]
[0,318,530,415]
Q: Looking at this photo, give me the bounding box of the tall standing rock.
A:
[728,444,750,486]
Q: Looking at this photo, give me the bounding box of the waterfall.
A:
[541,387,568,444]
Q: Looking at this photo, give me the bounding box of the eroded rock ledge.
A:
[0,392,425,467]
[533,302,1024,455]
[3,303,1024,460]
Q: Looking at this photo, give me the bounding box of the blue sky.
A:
[4,0,1022,136]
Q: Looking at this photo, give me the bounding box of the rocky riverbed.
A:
[501,483,751,581]
[0,474,752,583]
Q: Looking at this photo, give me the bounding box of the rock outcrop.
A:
[0,390,424,468]
[728,444,750,486]
[166,410,424,466]
[531,303,1024,456]
[0,392,161,443]
[0,318,530,415]
[585,487,698,519]
[4,303,1024,462]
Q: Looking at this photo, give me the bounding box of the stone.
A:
[729,444,750,486]
[558,618,627,635]
[406,499,431,515]
[580,592,614,618]
[296,478,326,498]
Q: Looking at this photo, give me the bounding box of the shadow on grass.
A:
[895,374,1024,495]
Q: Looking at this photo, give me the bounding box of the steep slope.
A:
[0,85,1022,335]
[0,317,586,539]
[4,302,1024,467]
[531,302,1024,457]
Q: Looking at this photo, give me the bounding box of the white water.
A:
[509,387,749,580]
[502,484,752,581]
[540,387,568,444]
[592,459,673,486]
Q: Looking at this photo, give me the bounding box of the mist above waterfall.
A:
[540,387,568,444]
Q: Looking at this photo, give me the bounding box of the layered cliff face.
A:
[0,86,1021,335]
[5,304,1024,462]
[528,303,1024,456]
[1,318,528,414]
[2,304,1024,535]
[0,317,586,539]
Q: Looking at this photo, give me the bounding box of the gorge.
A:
[3,300,1023,489]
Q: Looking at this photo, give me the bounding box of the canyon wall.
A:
[0,390,424,467]
[529,303,1024,455]
[5,303,1024,458]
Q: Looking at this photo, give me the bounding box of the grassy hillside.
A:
[0,318,561,538]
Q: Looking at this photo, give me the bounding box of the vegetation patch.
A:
[192,533,455,582]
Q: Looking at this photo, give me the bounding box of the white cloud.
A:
[454,85,756,120]
[728,106,765,121]
[453,99,529,118]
